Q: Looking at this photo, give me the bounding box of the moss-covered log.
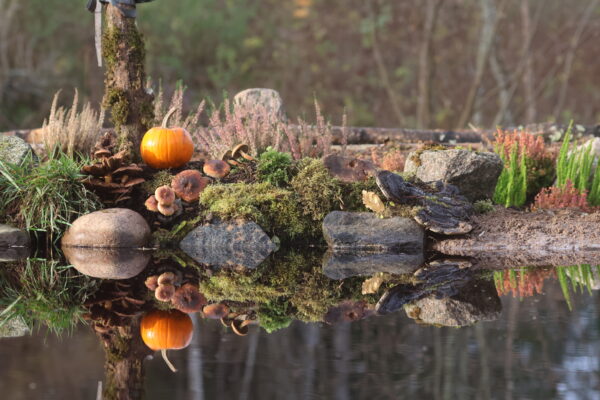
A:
[102,3,154,158]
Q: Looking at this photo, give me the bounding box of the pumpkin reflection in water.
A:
[140,309,193,372]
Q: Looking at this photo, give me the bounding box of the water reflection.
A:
[0,248,599,399]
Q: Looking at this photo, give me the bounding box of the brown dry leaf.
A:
[362,190,385,214]
[362,274,386,295]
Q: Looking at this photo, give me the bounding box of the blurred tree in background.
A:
[0,0,599,131]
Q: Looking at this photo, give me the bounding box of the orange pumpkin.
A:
[140,107,194,169]
[140,309,194,372]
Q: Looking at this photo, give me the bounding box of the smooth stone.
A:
[322,211,425,252]
[0,317,30,338]
[322,250,423,280]
[179,221,276,269]
[404,149,503,201]
[61,208,151,248]
[63,246,151,279]
[233,88,286,120]
[0,224,30,248]
[0,135,36,165]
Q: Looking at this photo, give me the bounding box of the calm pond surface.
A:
[1,250,599,400]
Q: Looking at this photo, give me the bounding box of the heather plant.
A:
[532,180,593,212]
[41,90,105,159]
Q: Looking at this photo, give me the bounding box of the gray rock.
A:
[0,247,30,262]
[61,208,151,249]
[404,149,503,201]
[0,317,30,338]
[404,279,501,327]
[322,250,423,280]
[0,224,30,248]
[322,211,425,251]
[62,246,151,279]
[234,88,286,120]
[0,135,36,165]
[180,221,276,269]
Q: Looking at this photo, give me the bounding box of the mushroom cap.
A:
[155,185,176,206]
[145,275,159,291]
[171,283,207,313]
[155,283,176,302]
[220,150,233,161]
[202,303,230,319]
[157,202,177,216]
[231,319,251,336]
[157,271,176,286]
[145,195,159,212]
[231,144,249,158]
[203,160,231,179]
[171,170,210,202]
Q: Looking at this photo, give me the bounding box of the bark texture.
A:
[102,4,154,158]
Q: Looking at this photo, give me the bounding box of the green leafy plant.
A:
[0,150,101,241]
[493,144,527,207]
[257,147,293,187]
[556,264,599,310]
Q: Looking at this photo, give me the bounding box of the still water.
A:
[0,271,598,400]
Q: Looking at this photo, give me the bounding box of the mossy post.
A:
[102,2,154,158]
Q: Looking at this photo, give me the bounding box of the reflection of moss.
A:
[199,182,310,240]
[200,269,287,304]
[257,299,292,333]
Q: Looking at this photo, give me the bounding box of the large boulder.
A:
[61,208,151,249]
[404,149,503,201]
[180,221,277,269]
[323,211,425,252]
[0,135,36,165]
[234,88,286,120]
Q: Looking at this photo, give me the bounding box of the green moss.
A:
[473,199,494,214]
[103,88,129,129]
[200,269,287,304]
[199,182,310,240]
[341,178,379,211]
[257,148,294,187]
[291,158,343,221]
[142,170,174,194]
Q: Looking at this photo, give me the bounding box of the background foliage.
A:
[1,0,600,131]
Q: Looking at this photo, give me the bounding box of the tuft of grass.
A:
[556,264,599,310]
[0,150,101,241]
[0,258,99,335]
[493,144,527,207]
[41,90,105,159]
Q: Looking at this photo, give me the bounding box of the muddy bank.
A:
[433,208,600,269]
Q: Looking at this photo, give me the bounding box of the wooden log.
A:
[432,208,600,269]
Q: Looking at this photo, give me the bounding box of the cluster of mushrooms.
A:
[203,303,256,336]
[144,144,255,217]
[145,271,206,313]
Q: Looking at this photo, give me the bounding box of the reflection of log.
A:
[433,208,600,269]
[100,319,152,400]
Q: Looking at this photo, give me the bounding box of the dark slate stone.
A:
[322,211,425,252]
[179,221,276,269]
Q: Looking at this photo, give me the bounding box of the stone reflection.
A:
[62,246,151,280]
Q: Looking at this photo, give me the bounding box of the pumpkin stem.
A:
[161,349,178,373]
[161,107,178,128]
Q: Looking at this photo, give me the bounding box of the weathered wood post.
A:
[101,0,154,157]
